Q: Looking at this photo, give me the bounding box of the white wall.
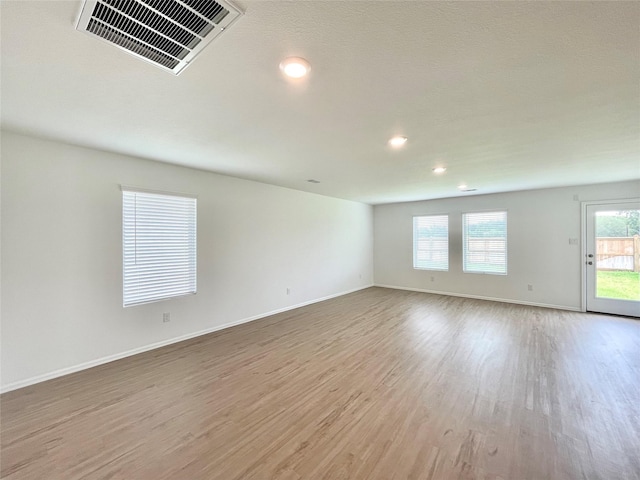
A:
[0,131,374,391]
[374,180,640,310]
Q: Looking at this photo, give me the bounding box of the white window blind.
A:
[463,211,507,274]
[413,215,449,271]
[122,188,197,307]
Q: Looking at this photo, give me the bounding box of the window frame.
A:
[413,214,449,271]
[121,186,197,307]
[462,210,508,275]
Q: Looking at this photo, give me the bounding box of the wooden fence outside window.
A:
[597,236,640,272]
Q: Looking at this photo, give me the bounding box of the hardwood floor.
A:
[2,287,639,479]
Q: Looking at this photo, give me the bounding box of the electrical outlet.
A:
[569,238,578,245]
[430,276,435,282]
[527,285,533,291]
[163,312,170,323]
[286,288,290,295]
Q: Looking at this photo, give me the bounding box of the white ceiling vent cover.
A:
[76,0,243,75]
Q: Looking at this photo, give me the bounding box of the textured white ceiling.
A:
[1,1,639,204]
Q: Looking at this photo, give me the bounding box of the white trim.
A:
[461,210,508,276]
[374,283,581,312]
[581,201,588,312]
[120,184,198,199]
[581,198,639,312]
[0,285,373,394]
[580,198,639,207]
[581,198,640,316]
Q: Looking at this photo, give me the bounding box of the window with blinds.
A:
[413,215,449,271]
[122,188,197,307]
[463,211,507,274]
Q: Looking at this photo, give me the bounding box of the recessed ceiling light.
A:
[458,184,468,190]
[307,179,320,184]
[388,136,407,148]
[432,167,447,174]
[280,57,311,78]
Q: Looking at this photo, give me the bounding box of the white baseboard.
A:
[374,284,582,312]
[1,285,373,394]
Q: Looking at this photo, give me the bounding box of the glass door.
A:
[585,200,640,317]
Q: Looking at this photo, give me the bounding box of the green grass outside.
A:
[597,271,640,300]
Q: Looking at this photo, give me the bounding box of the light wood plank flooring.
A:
[2,287,639,479]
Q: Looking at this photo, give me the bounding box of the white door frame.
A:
[581,198,640,315]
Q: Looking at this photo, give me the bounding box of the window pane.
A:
[463,211,507,274]
[123,190,197,307]
[595,209,640,300]
[413,215,448,271]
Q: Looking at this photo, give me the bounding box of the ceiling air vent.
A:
[76,0,243,75]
